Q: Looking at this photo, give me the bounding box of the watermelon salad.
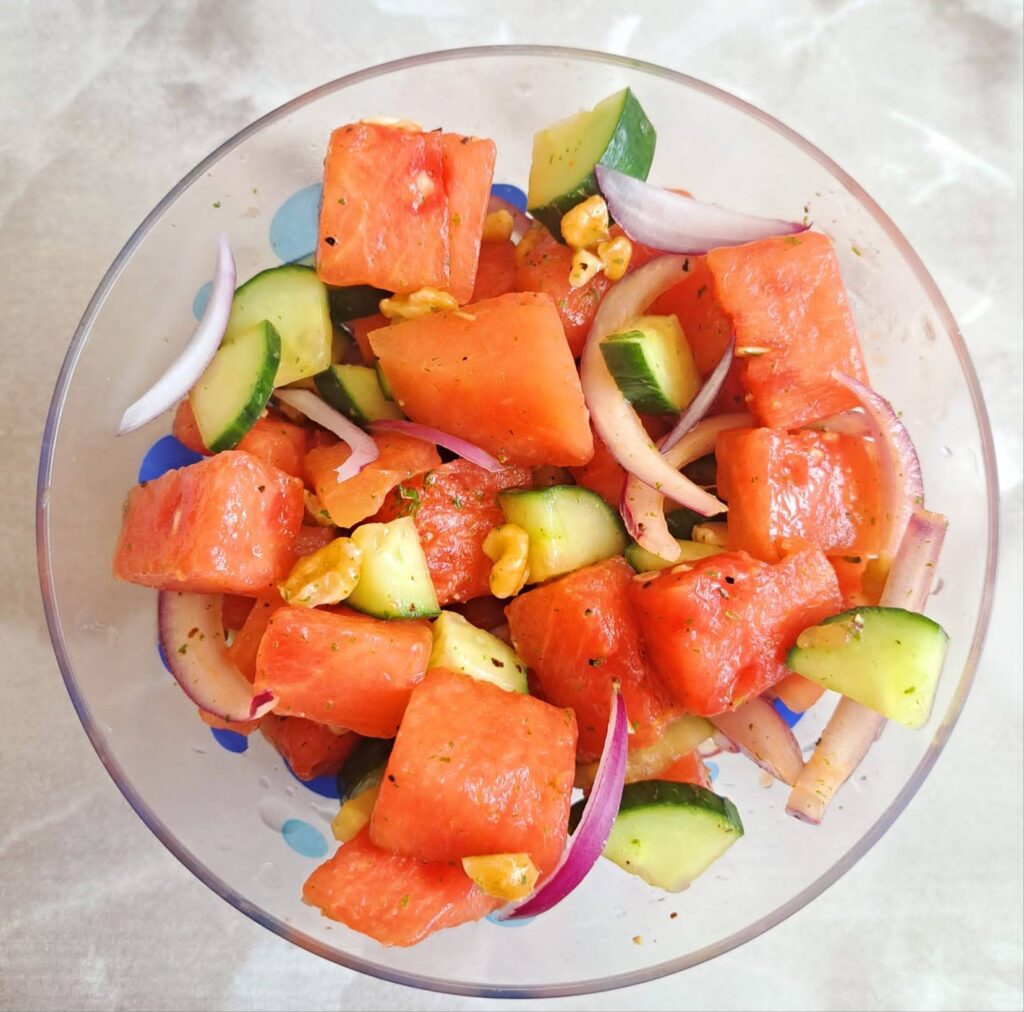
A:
[113,90,950,947]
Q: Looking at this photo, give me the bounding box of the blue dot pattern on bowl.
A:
[281,818,329,859]
[286,764,340,800]
[138,436,203,483]
[487,911,535,928]
[771,697,804,728]
[192,281,213,321]
[490,183,527,212]
[706,760,720,782]
[210,727,249,754]
[270,183,322,264]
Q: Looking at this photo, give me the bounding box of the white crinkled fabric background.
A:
[1,1,1021,1010]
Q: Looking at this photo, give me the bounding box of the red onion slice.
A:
[832,371,924,557]
[622,413,752,561]
[486,194,532,243]
[158,591,276,721]
[273,388,379,483]
[710,697,804,786]
[786,508,948,823]
[596,166,807,255]
[370,419,502,473]
[660,337,736,454]
[813,410,871,437]
[882,508,948,611]
[581,255,727,523]
[786,700,884,824]
[118,234,236,435]
[497,690,628,920]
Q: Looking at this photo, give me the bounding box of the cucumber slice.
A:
[331,326,353,364]
[572,781,743,892]
[527,88,656,237]
[666,503,725,539]
[314,364,403,424]
[331,784,380,844]
[576,713,713,790]
[429,611,528,693]
[600,315,700,414]
[786,606,949,729]
[226,264,332,385]
[328,284,389,323]
[624,539,722,573]
[682,453,718,492]
[374,360,396,401]
[189,320,280,452]
[497,485,627,583]
[347,516,440,619]
[337,737,394,802]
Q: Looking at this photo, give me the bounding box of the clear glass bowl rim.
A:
[35,44,999,999]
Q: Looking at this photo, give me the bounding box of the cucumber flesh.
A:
[226,264,332,385]
[625,539,721,573]
[374,360,396,400]
[331,326,353,364]
[189,320,280,452]
[569,780,743,892]
[600,315,700,414]
[575,714,713,790]
[666,503,725,539]
[786,606,949,729]
[337,737,394,801]
[314,364,403,424]
[498,485,627,583]
[527,88,656,237]
[328,284,389,323]
[682,454,718,492]
[346,516,440,619]
[429,611,528,693]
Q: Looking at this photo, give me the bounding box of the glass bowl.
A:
[36,46,998,998]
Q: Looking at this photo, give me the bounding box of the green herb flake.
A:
[212,201,221,209]
[851,244,863,256]
[399,894,410,908]
[397,485,422,516]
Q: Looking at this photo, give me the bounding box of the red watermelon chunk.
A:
[260,714,358,781]
[629,548,841,715]
[372,459,533,605]
[255,606,432,738]
[716,427,882,561]
[705,232,869,428]
[506,557,680,762]
[370,292,594,467]
[113,451,303,595]
[370,668,577,873]
[443,134,497,303]
[303,828,498,946]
